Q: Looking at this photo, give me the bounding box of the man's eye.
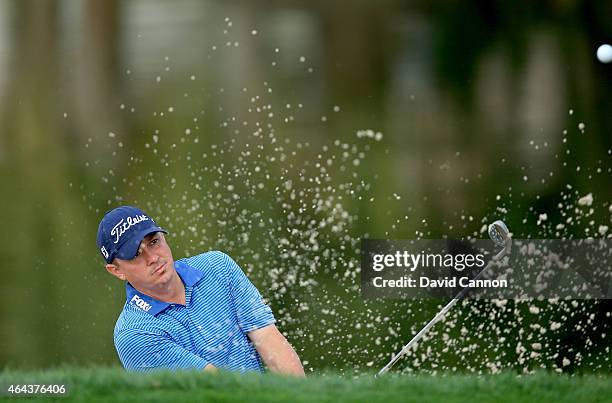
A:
[150,239,158,246]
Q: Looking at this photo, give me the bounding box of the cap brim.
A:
[115,227,168,261]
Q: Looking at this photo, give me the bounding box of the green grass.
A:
[0,367,610,403]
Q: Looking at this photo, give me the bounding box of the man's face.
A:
[105,232,176,291]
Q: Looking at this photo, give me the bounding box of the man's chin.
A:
[161,261,178,279]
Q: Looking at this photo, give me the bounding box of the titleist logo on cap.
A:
[111,214,149,244]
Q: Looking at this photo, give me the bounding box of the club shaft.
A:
[378,297,459,375]
[377,245,508,376]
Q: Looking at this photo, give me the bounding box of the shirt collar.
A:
[124,259,204,316]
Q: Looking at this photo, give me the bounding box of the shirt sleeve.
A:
[220,253,276,332]
[115,328,210,372]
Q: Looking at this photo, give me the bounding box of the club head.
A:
[488,220,510,247]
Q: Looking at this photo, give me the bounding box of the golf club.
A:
[377,220,512,376]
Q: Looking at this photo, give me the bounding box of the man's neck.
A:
[136,272,186,305]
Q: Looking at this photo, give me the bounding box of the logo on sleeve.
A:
[130,295,152,312]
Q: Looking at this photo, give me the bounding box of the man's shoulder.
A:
[180,250,232,273]
[114,303,158,335]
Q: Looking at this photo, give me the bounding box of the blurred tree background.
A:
[0,0,610,373]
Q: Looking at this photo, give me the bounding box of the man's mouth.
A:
[152,262,166,275]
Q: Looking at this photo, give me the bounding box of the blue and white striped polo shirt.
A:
[113,251,276,372]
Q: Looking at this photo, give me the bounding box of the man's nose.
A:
[141,248,159,265]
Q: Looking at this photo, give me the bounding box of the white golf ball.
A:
[596,44,612,63]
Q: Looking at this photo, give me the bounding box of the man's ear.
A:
[106,263,126,281]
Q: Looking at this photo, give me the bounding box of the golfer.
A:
[97,205,305,376]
